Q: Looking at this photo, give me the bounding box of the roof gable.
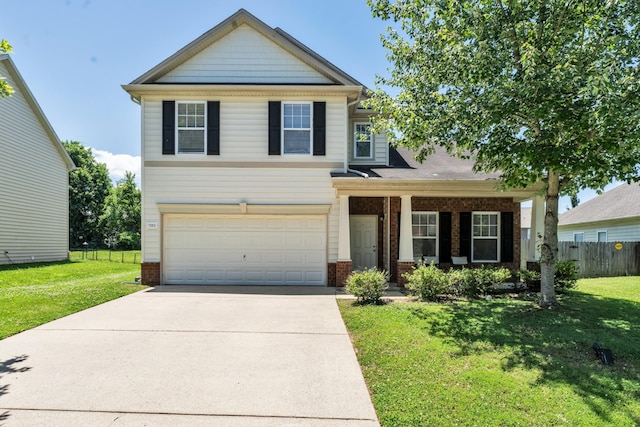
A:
[131,9,364,87]
[0,55,75,171]
[559,183,640,226]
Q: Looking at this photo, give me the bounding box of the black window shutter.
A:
[207,101,220,155]
[500,212,514,262]
[162,101,175,155]
[459,212,472,259]
[439,212,452,263]
[313,101,326,156]
[268,101,281,155]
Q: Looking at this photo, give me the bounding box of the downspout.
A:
[347,168,369,179]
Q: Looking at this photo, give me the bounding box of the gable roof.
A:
[129,9,365,88]
[0,54,75,171]
[559,183,640,226]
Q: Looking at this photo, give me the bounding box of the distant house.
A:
[123,9,538,286]
[0,54,75,265]
[558,183,640,242]
[521,206,531,240]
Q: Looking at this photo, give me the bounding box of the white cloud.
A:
[91,148,141,186]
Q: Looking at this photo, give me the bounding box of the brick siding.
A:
[141,262,160,286]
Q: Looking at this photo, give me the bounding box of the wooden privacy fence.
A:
[558,242,640,278]
[521,240,640,278]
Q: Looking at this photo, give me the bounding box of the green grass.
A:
[69,249,141,263]
[339,276,640,426]
[0,260,145,339]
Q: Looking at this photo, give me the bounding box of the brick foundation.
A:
[141,262,160,286]
[327,263,337,287]
[336,260,352,287]
[396,261,415,287]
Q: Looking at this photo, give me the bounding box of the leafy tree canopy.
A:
[63,141,111,247]
[366,0,640,306]
[99,172,141,250]
[0,39,14,98]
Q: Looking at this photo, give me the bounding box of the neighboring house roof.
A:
[333,146,502,181]
[0,54,75,171]
[521,207,531,229]
[129,9,365,89]
[559,183,640,226]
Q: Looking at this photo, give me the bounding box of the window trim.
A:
[411,211,439,263]
[281,101,313,155]
[597,230,608,242]
[573,232,585,242]
[471,211,500,263]
[175,100,207,154]
[353,122,373,159]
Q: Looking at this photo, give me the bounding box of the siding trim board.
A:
[144,161,343,168]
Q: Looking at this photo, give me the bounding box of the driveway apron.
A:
[0,286,379,426]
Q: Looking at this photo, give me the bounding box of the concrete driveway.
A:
[0,286,379,426]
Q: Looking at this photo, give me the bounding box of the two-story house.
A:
[123,9,537,287]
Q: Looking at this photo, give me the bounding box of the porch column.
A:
[528,196,545,262]
[397,195,414,287]
[336,195,352,286]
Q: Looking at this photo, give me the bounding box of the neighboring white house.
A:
[123,9,538,286]
[558,183,640,242]
[0,54,75,265]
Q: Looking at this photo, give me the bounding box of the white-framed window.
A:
[354,122,373,159]
[412,212,438,262]
[472,212,499,262]
[177,101,206,153]
[282,102,312,154]
[574,232,585,242]
[597,231,607,242]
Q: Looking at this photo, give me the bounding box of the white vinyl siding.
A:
[143,96,347,163]
[558,220,640,242]
[157,24,334,84]
[0,60,70,265]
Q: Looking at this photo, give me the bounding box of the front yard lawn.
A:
[0,260,145,339]
[339,276,640,426]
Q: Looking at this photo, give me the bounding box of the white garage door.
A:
[163,214,327,285]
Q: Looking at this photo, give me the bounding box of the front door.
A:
[350,215,378,270]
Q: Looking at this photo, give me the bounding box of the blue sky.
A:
[1,0,618,210]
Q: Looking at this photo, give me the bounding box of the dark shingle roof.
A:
[333,146,501,181]
[559,183,640,226]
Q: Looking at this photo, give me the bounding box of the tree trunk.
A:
[539,170,559,307]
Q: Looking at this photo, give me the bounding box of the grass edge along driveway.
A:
[339,276,640,427]
[0,260,145,340]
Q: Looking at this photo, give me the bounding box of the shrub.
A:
[404,263,450,301]
[346,268,389,304]
[448,266,512,297]
[555,260,578,290]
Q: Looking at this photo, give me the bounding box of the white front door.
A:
[350,215,378,270]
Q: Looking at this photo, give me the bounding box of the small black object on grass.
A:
[592,342,615,365]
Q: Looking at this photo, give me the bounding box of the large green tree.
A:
[99,172,141,250]
[366,0,640,307]
[63,141,112,248]
[0,39,14,98]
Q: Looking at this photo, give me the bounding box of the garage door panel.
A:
[164,214,326,285]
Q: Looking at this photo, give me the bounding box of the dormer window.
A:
[354,123,372,159]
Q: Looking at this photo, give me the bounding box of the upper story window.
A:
[177,101,206,153]
[412,212,438,262]
[472,212,499,262]
[282,102,311,154]
[354,123,372,159]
